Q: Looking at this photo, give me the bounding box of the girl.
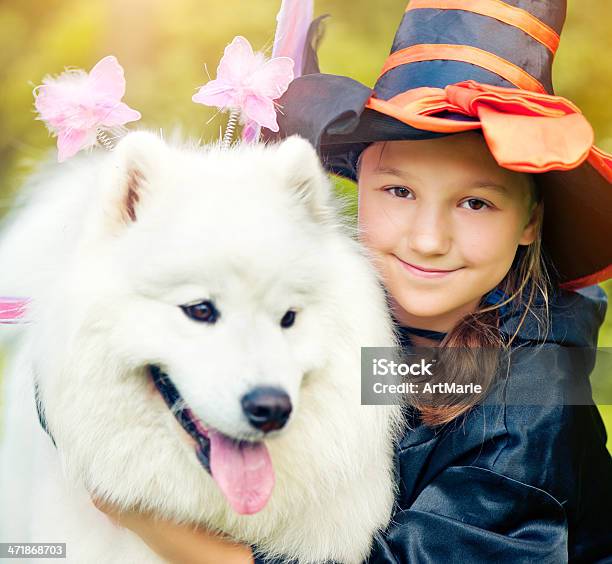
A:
[95,0,612,561]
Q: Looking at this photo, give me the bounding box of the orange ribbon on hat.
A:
[366,80,612,179]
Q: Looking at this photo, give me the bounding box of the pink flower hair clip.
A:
[193,0,313,148]
[33,55,141,161]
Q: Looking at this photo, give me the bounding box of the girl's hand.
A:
[92,497,254,564]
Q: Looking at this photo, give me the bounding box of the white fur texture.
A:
[0,132,404,563]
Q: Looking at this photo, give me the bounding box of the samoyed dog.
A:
[0,132,403,563]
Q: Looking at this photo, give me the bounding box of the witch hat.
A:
[274,0,611,289]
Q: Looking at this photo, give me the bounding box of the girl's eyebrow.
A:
[468,181,509,194]
[372,165,416,181]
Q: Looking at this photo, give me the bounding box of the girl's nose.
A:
[407,206,451,256]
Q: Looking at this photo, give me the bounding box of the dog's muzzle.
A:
[147,364,280,515]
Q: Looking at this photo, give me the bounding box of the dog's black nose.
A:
[241,387,292,432]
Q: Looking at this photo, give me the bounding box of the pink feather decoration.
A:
[34,56,141,162]
[242,0,314,143]
[193,36,294,135]
[0,297,29,324]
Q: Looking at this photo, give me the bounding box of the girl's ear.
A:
[275,135,333,222]
[519,202,543,245]
[103,131,168,231]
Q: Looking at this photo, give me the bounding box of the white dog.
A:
[0,132,403,563]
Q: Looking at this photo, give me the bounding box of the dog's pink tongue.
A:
[208,430,275,515]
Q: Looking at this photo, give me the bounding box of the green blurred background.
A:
[0,0,610,449]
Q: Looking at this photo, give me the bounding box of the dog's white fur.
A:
[0,132,404,563]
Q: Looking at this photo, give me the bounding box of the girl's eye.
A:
[385,186,414,199]
[181,300,219,323]
[280,309,297,328]
[460,198,490,211]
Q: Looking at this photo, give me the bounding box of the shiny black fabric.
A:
[253,286,612,563]
[272,73,445,180]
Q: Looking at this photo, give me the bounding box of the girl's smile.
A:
[393,255,463,279]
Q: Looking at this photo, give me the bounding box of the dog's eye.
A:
[280,309,297,328]
[181,300,219,324]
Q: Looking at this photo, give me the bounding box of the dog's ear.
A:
[104,131,167,228]
[275,136,333,222]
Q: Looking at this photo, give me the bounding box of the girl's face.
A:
[357,132,539,332]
